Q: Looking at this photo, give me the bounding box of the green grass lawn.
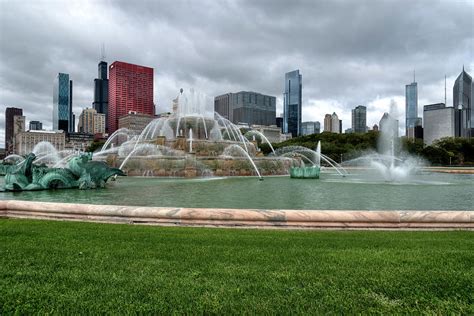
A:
[0,219,473,314]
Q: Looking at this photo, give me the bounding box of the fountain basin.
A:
[0,200,472,229]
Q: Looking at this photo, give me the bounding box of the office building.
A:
[323,114,332,132]
[352,105,367,133]
[283,70,302,137]
[453,67,472,138]
[15,130,65,155]
[108,61,154,134]
[423,103,455,145]
[53,73,74,132]
[77,108,106,134]
[405,80,421,138]
[379,112,399,138]
[214,91,276,126]
[29,121,43,130]
[118,112,155,134]
[331,113,340,134]
[301,121,320,135]
[12,115,25,153]
[93,61,109,132]
[5,107,23,154]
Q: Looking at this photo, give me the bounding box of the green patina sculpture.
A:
[4,153,125,191]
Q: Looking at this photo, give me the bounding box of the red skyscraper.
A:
[108,61,154,133]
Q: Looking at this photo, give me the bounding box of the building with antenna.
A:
[405,71,422,139]
[93,46,109,133]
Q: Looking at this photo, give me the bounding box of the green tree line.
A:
[259,132,474,166]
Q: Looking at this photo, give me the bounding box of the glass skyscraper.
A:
[351,105,367,133]
[405,81,420,137]
[453,67,472,138]
[53,73,73,132]
[283,70,302,137]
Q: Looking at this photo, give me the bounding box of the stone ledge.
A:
[2,200,473,230]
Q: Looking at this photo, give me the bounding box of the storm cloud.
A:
[0,0,472,146]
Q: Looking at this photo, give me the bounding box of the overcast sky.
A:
[1,0,473,147]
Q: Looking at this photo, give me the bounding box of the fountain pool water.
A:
[0,172,472,210]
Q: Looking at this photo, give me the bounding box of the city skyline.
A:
[0,0,472,146]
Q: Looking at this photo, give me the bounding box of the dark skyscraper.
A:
[53,73,73,132]
[283,70,302,137]
[5,107,23,154]
[93,60,109,133]
[453,67,472,138]
[29,121,43,130]
[352,105,367,133]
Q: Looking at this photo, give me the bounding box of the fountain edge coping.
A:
[1,200,473,229]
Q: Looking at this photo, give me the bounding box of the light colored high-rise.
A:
[331,112,340,134]
[77,108,105,134]
[323,114,332,132]
[12,115,25,153]
[423,103,455,145]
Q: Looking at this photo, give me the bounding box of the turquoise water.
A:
[1,171,472,210]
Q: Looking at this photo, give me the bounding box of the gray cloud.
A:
[1,0,473,146]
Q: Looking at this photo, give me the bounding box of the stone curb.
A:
[1,200,473,230]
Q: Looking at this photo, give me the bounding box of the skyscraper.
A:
[93,61,109,132]
[453,67,472,138]
[214,91,276,126]
[283,70,302,137]
[351,105,367,133]
[331,112,340,134]
[423,103,455,145]
[323,114,332,132]
[53,73,73,132]
[405,79,420,138]
[108,61,154,134]
[5,107,23,154]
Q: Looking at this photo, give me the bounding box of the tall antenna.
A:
[444,75,447,106]
[413,69,416,83]
[100,43,106,61]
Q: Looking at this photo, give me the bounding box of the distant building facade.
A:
[12,115,25,153]
[214,91,276,126]
[29,121,43,130]
[423,103,455,145]
[78,108,105,134]
[65,132,95,151]
[453,67,472,138]
[53,73,74,132]
[15,130,65,155]
[372,124,379,131]
[283,70,302,137]
[93,61,109,133]
[351,105,367,133]
[118,112,155,133]
[301,121,320,135]
[108,61,154,134]
[5,107,23,154]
